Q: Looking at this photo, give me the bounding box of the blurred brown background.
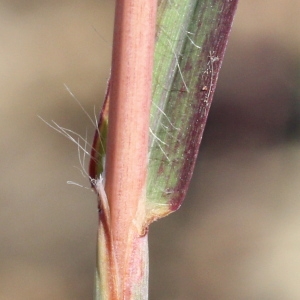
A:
[1,1,300,299]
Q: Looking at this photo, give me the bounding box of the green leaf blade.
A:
[146,0,238,221]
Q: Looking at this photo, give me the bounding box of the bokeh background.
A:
[1,1,300,299]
